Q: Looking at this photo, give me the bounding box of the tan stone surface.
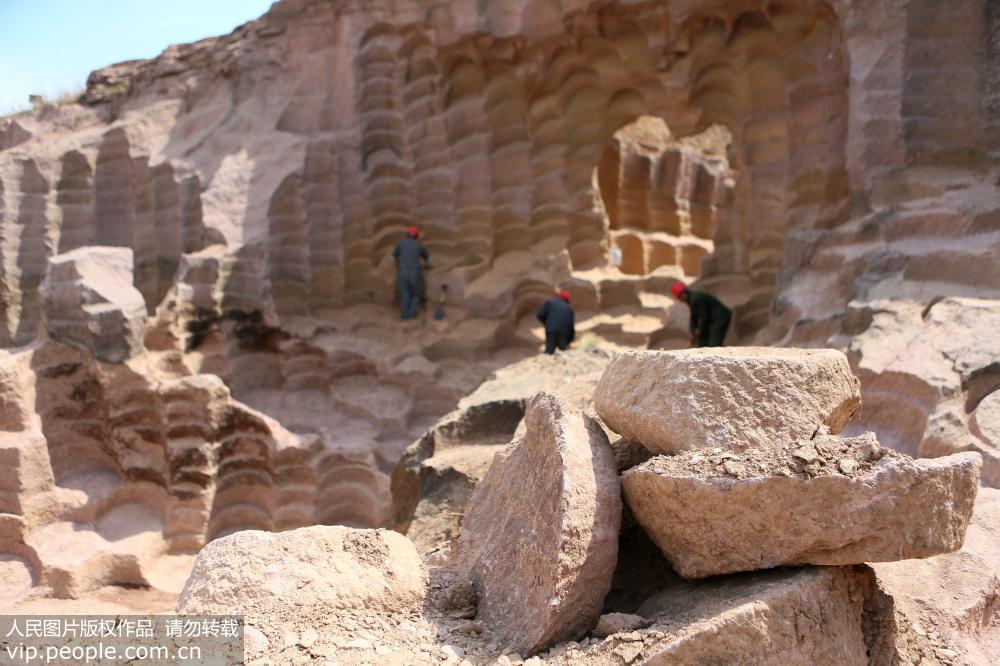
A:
[6,0,993,347]
[0,0,997,657]
[42,246,147,362]
[623,436,981,578]
[0,0,995,489]
[594,347,861,454]
[457,392,620,654]
[633,567,871,666]
[149,489,999,666]
[972,391,1000,448]
[590,613,652,638]
[601,118,733,279]
[0,322,496,611]
[845,298,1000,487]
[871,487,1000,666]
[176,526,425,615]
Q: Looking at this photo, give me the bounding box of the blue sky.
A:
[0,0,275,113]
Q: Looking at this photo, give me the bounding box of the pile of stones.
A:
[457,347,983,655]
[175,347,984,663]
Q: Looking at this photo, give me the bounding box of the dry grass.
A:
[1,85,85,120]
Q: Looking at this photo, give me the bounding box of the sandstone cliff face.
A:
[0,0,998,618]
[6,0,992,332]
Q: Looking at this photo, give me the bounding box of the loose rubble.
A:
[209,347,990,664]
[590,613,653,638]
[391,349,612,557]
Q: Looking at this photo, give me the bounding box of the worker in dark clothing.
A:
[671,281,732,347]
[537,289,575,354]
[393,226,430,320]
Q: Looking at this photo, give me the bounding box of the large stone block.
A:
[176,526,426,615]
[457,392,620,654]
[42,246,147,362]
[391,349,612,555]
[594,347,861,454]
[622,434,982,578]
[635,567,872,665]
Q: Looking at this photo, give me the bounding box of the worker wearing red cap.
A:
[536,289,576,354]
[671,281,732,347]
[393,226,430,319]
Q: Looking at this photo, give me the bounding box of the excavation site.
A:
[0,0,997,663]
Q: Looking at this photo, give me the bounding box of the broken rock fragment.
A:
[593,347,861,454]
[458,392,621,655]
[42,246,147,362]
[591,613,653,638]
[176,526,425,615]
[622,433,982,578]
[871,486,1000,663]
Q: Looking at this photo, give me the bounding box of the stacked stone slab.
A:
[594,348,983,578]
[594,347,862,453]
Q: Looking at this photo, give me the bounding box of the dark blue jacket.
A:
[393,238,429,272]
[537,298,575,336]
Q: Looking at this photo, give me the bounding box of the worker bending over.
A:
[537,289,575,354]
[671,281,732,347]
[393,226,430,320]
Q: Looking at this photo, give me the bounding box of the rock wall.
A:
[3,0,995,334]
[599,117,733,279]
[2,0,994,331]
[0,0,853,334]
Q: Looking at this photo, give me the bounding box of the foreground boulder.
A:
[392,349,612,555]
[176,526,425,615]
[623,433,981,578]
[42,246,147,362]
[458,392,620,654]
[594,347,861,454]
[540,566,876,665]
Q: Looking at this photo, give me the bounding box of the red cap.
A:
[406,226,420,238]
[558,289,571,303]
[670,282,687,298]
